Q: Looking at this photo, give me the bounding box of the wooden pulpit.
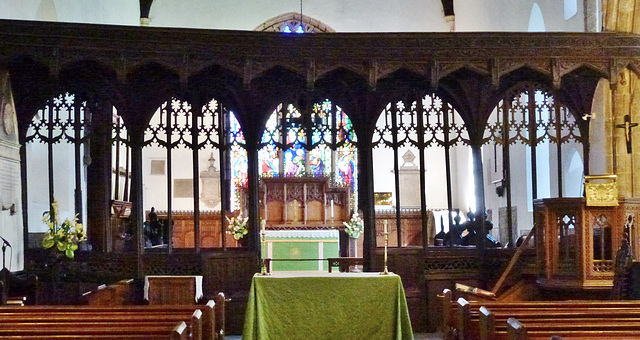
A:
[534,197,640,291]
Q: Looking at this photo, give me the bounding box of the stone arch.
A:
[254,12,335,32]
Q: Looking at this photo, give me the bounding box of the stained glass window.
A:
[228,112,248,210]
[259,99,358,208]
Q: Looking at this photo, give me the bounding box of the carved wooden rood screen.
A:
[8,18,640,332]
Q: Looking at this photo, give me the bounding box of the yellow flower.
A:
[41,200,86,259]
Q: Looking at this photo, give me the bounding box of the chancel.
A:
[4,0,640,339]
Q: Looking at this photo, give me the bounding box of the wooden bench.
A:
[0,322,190,339]
[82,278,135,306]
[504,317,640,340]
[442,289,640,340]
[213,292,227,339]
[0,300,217,340]
[464,300,640,340]
[0,322,188,340]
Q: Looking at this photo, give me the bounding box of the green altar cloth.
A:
[263,230,339,272]
[243,272,414,340]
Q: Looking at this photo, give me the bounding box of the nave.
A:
[3,1,640,337]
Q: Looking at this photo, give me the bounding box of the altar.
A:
[262,230,339,272]
[243,272,413,340]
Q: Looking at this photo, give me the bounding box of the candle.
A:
[383,220,388,234]
[331,199,334,218]
[261,219,266,233]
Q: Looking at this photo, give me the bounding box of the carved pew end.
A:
[506,318,527,340]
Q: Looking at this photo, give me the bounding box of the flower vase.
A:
[45,252,70,303]
[347,236,361,272]
[348,236,358,257]
[236,236,247,247]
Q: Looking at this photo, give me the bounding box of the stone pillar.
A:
[584,0,601,32]
[0,71,23,271]
[631,72,640,196]
[588,79,614,176]
[613,70,630,196]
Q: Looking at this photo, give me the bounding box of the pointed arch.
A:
[528,3,546,32]
[255,12,335,33]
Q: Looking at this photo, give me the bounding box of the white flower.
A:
[343,211,364,238]
[226,215,248,240]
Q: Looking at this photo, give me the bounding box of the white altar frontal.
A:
[262,230,339,272]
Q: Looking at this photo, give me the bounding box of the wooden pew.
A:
[0,320,189,340]
[83,284,115,306]
[462,301,640,339]
[82,278,135,306]
[504,317,640,340]
[112,278,135,304]
[213,292,226,340]
[0,320,188,340]
[442,289,454,339]
[0,301,216,340]
[0,311,204,339]
[442,290,640,340]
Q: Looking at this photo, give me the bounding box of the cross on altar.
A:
[616,114,639,154]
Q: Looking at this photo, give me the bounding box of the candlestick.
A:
[260,219,270,275]
[381,220,390,275]
[331,199,334,219]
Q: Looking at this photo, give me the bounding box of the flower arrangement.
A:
[226,215,249,240]
[41,201,86,259]
[343,211,364,238]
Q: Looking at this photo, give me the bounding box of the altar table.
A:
[263,230,339,272]
[242,272,414,340]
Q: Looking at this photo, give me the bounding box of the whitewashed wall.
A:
[0,0,584,32]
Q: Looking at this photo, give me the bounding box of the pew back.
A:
[0,300,216,340]
[442,289,640,340]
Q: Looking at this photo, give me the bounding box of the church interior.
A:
[3,0,640,338]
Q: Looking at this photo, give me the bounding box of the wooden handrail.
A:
[491,224,536,295]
